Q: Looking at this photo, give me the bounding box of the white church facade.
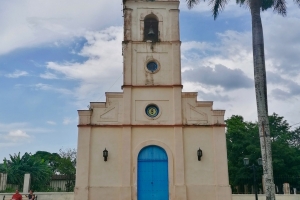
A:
[74,0,232,200]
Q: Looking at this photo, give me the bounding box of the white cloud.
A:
[8,130,29,137]
[63,117,78,125]
[179,0,249,18]
[44,26,123,106]
[0,0,122,55]
[5,70,28,78]
[262,12,300,77]
[33,83,73,95]
[63,118,71,125]
[47,121,56,125]
[0,142,17,148]
[0,122,28,132]
[181,9,300,124]
[0,122,52,134]
[182,30,253,78]
[40,72,58,79]
[0,130,30,143]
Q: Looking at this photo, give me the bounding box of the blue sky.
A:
[1,0,300,162]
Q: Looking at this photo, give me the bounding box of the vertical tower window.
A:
[144,16,158,42]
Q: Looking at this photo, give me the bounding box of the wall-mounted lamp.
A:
[103,148,108,162]
[197,148,203,161]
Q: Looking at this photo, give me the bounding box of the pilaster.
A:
[123,87,132,124]
[120,127,132,200]
[173,87,182,124]
[172,42,181,85]
[174,127,187,200]
[75,127,92,200]
[123,42,132,86]
[213,127,229,185]
[123,8,133,41]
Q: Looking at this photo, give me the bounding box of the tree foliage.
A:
[32,151,61,173]
[186,0,300,197]
[290,127,300,148]
[0,163,5,173]
[31,148,77,191]
[2,152,53,191]
[57,148,77,192]
[1,148,77,192]
[226,113,300,193]
[57,148,76,175]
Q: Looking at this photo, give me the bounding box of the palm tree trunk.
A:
[250,0,276,199]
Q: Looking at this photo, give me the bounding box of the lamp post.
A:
[243,158,262,200]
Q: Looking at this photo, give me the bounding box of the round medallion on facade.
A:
[145,104,159,118]
[147,61,158,73]
[146,61,159,73]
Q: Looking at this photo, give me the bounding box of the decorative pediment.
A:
[186,103,208,124]
[98,103,119,122]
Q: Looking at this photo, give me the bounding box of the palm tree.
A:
[3,152,53,191]
[186,0,300,199]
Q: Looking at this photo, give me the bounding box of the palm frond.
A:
[261,0,274,11]
[293,0,300,7]
[272,0,287,16]
[236,0,247,7]
[186,0,200,9]
[209,0,228,19]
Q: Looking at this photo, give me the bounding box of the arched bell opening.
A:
[144,15,159,42]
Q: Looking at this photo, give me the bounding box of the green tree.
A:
[0,163,5,173]
[269,113,290,143]
[226,114,300,194]
[226,115,262,193]
[32,151,61,173]
[186,0,300,198]
[58,148,77,165]
[2,152,52,191]
[268,114,300,190]
[289,126,300,148]
[57,148,77,192]
[32,149,77,191]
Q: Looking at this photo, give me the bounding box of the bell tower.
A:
[122,0,181,85]
[122,0,183,126]
[75,0,232,200]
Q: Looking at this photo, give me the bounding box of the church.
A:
[74,0,232,200]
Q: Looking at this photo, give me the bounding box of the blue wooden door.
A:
[138,145,169,200]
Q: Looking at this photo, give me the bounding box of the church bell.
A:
[148,26,155,36]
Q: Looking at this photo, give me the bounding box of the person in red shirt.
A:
[11,190,22,200]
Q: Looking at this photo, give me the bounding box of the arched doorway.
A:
[137,145,169,200]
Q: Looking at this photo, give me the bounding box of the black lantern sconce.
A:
[197,148,203,161]
[103,148,108,162]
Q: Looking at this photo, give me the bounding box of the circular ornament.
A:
[145,104,159,118]
[146,61,158,73]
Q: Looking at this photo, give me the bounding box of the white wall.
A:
[232,194,300,200]
[0,192,73,200]
[49,180,69,191]
[1,193,300,200]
